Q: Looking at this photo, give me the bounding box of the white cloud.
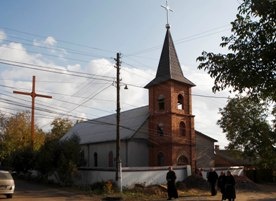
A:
[0,35,230,148]
[33,36,57,47]
[44,36,57,47]
[183,65,230,148]
[33,36,67,60]
[0,30,6,42]
[67,64,81,71]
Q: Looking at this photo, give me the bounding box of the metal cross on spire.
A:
[161,0,173,29]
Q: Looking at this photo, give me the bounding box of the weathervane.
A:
[161,0,173,28]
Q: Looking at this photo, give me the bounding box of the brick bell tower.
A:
[145,24,196,169]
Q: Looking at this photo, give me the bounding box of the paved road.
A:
[0,179,99,201]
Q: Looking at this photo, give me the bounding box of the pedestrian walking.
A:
[217,171,226,201]
[207,168,218,196]
[166,166,178,200]
[224,171,236,201]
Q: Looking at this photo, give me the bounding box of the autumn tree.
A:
[0,111,45,170]
[197,0,276,101]
[218,96,276,168]
[0,111,45,161]
[48,117,74,140]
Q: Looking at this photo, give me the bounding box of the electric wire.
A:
[0,25,233,137]
[1,38,112,64]
[1,26,116,54]
[124,25,230,57]
[0,59,115,82]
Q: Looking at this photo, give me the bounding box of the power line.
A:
[124,25,230,57]
[0,59,115,82]
[1,26,116,54]
[1,38,113,64]
[0,24,231,137]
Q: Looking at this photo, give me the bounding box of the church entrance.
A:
[177,155,188,165]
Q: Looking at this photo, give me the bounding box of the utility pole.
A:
[13,75,52,149]
[114,52,122,192]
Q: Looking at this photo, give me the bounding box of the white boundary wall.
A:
[74,166,191,187]
[200,166,244,180]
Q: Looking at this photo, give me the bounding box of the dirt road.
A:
[175,184,276,201]
[5,179,276,201]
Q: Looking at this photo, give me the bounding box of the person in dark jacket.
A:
[224,171,236,201]
[166,166,178,200]
[217,171,226,201]
[207,168,218,196]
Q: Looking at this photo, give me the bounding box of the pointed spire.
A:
[145,28,195,88]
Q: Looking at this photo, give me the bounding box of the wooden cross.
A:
[13,76,52,148]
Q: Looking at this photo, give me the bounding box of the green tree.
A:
[35,139,59,180]
[55,135,81,186]
[197,0,276,101]
[36,118,77,184]
[36,134,81,185]
[218,96,276,168]
[11,147,36,174]
[48,117,74,140]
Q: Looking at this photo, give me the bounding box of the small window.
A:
[158,95,165,111]
[108,151,114,167]
[177,94,184,110]
[157,152,165,166]
[179,121,186,136]
[157,123,164,136]
[94,152,98,167]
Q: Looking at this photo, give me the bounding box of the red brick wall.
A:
[148,81,196,170]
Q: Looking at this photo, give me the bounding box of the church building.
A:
[63,24,217,171]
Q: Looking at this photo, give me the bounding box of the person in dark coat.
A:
[217,171,226,201]
[207,168,218,196]
[224,171,236,201]
[166,166,178,200]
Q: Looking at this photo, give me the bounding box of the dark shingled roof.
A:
[145,27,195,88]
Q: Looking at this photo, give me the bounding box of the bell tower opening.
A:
[158,94,165,111]
[177,94,184,110]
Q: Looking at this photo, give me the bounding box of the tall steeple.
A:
[145,26,195,88]
[146,0,196,170]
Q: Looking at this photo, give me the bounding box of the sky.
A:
[0,0,241,148]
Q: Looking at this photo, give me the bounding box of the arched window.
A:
[179,121,186,136]
[177,94,184,110]
[177,155,188,165]
[79,150,86,166]
[158,95,165,111]
[108,151,114,167]
[157,123,164,136]
[94,152,98,167]
[157,152,165,166]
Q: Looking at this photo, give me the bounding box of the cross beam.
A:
[13,76,52,148]
[161,0,173,28]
